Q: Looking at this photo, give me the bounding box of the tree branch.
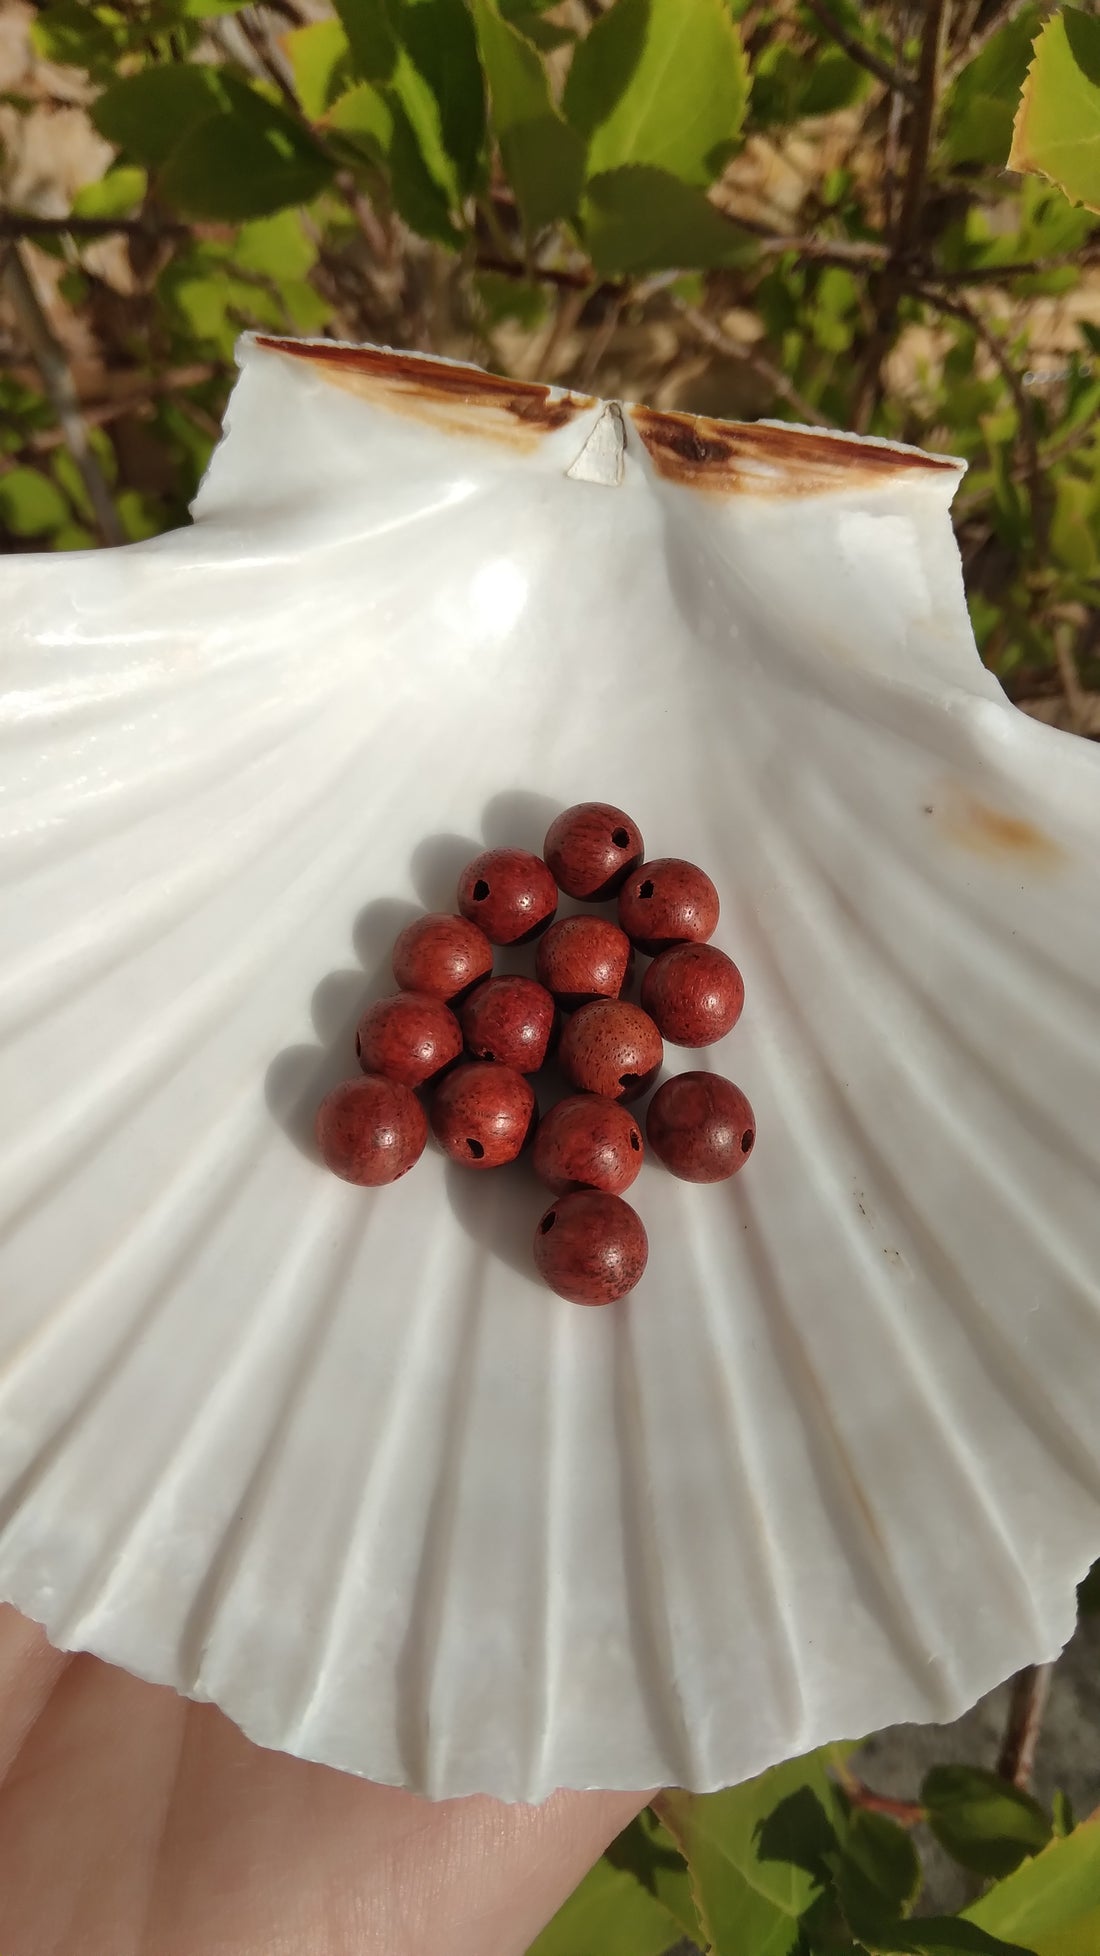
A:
[1,244,124,547]
[0,214,189,242]
[850,0,952,429]
[997,1663,1054,1790]
[800,0,917,100]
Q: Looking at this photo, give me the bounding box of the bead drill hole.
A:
[539,1213,556,1233]
[473,879,490,901]
[629,1131,641,1150]
[612,828,630,848]
[741,1130,754,1153]
[466,1138,485,1159]
[619,1072,642,1089]
[639,880,654,899]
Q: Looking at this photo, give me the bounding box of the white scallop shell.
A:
[1,336,1098,1802]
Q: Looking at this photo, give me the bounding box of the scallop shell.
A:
[1,335,1098,1803]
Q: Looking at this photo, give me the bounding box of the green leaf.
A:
[1051,472,1100,575]
[0,467,69,537]
[838,1810,922,1921]
[386,44,464,206]
[331,0,399,83]
[941,5,1042,166]
[30,2,129,83]
[581,164,755,274]
[922,1765,1052,1880]
[323,80,394,165]
[965,1811,1100,1955]
[800,48,870,117]
[234,209,317,279]
[564,0,748,185]
[657,1748,849,1956]
[472,0,585,230]
[1052,1791,1076,1839]
[473,270,550,329]
[606,1809,703,1944]
[385,87,463,242]
[70,164,148,220]
[525,1852,684,1956]
[285,19,352,119]
[177,0,252,14]
[159,82,333,219]
[93,64,235,168]
[391,0,486,195]
[868,1920,1035,1955]
[1009,7,1100,214]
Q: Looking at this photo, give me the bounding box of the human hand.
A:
[0,1605,649,1955]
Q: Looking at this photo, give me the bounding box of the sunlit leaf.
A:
[158,81,332,219]
[70,164,147,220]
[1009,7,1100,214]
[285,18,352,119]
[331,0,398,83]
[526,1851,683,1956]
[391,0,486,195]
[942,5,1042,166]
[564,0,748,185]
[965,1816,1100,1956]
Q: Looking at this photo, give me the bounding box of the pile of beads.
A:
[315,803,754,1306]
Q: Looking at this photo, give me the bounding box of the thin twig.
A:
[851,0,952,429]
[800,0,917,99]
[832,1761,925,1827]
[997,1663,1054,1789]
[1,245,124,546]
[675,302,830,424]
[928,246,1100,284]
[1052,623,1090,737]
[0,214,189,242]
[235,5,301,114]
[573,285,632,389]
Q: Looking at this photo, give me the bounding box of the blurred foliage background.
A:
[1,4,1100,1950]
[0,0,1097,735]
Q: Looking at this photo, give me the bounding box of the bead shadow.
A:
[410,831,481,911]
[264,895,419,1162]
[442,1155,546,1283]
[481,788,561,853]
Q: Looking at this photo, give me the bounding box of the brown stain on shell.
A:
[935,790,1066,869]
[253,336,594,452]
[629,403,960,497]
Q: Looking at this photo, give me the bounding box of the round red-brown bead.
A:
[316,1075,427,1186]
[641,944,745,1047]
[559,998,663,1102]
[618,858,720,956]
[430,1060,537,1169]
[543,802,644,901]
[459,975,556,1073]
[536,916,633,1009]
[356,991,462,1089]
[534,1191,649,1305]
[533,1094,643,1196]
[646,1071,756,1183]
[457,848,558,945]
[391,912,493,1003]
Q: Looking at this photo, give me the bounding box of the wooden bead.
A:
[536,916,633,1009]
[457,847,558,944]
[355,991,462,1089]
[543,801,644,900]
[534,1191,649,1305]
[646,1072,756,1183]
[559,999,663,1102]
[641,944,744,1047]
[618,858,719,955]
[430,1060,537,1169]
[533,1094,643,1196]
[391,912,493,1002]
[315,1075,427,1186]
[459,975,557,1073]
